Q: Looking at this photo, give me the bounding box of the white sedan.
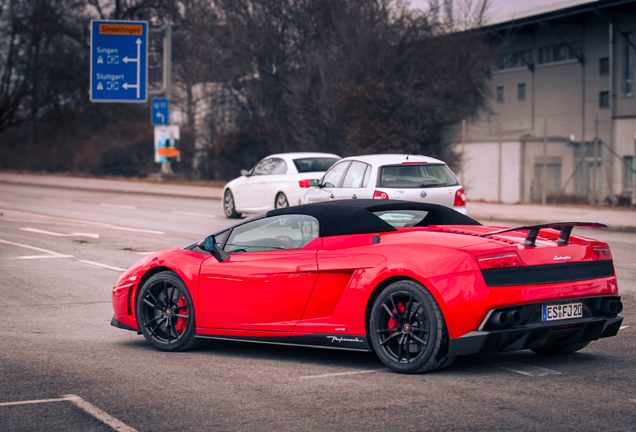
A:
[299,154,467,214]
[223,152,341,218]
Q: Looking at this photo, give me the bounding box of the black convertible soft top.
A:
[267,199,481,238]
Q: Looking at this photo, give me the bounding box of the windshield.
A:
[378,164,458,188]
[293,157,340,173]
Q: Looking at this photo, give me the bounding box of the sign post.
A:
[90,20,148,103]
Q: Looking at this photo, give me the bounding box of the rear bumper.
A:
[448,315,623,357]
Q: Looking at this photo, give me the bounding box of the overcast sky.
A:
[409,0,597,23]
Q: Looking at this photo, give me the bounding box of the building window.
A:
[625,156,634,190]
[536,41,581,65]
[624,32,633,95]
[496,86,504,103]
[600,57,609,75]
[496,49,533,70]
[518,83,526,101]
[599,91,610,108]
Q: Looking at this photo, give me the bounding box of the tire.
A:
[275,192,289,209]
[224,189,240,218]
[369,280,453,374]
[531,341,590,355]
[136,272,200,352]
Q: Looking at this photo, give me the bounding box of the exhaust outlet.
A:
[506,310,522,325]
[617,300,623,314]
[600,299,619,315]
[490,311,508,327]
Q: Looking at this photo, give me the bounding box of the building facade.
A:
[455,0,636,204]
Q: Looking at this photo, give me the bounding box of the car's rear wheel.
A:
[275,192,289,209]
[531,341,590,355]
[224,189,240,218]
[136,272,200,352]
[370,280,453,374]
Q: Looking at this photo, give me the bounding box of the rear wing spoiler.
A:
[480,222,608,247]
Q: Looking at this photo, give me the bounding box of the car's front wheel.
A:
[275,192,289,209]
[369,280,453,374]
[224,189,240,218]
[136,272,199,352]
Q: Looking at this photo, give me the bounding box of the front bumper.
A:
[448,296,623,357]
[110,315,139,333]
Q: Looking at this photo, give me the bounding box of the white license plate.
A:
[542,303,583,321]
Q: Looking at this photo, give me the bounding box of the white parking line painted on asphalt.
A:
[620,326,629,330]
[0,395,138,432]
[173,211,217,218]
[0,238,73,259]
[101,203,137,209]
[0,397,70,406]
[78,260,126,272]
[63,394,138,432]
[299,370,383,379]
[20,227,99,238]
[16,254,74,259]
[0,208,164,235]
[135,252,155,255]
[499,362,561,376]
[111,226,164,234]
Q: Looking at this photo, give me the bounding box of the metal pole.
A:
[153,24,173,177]
[498,118,502,202]
[461,119,466,184]
[592,116,598,204]
[542,118,547,205]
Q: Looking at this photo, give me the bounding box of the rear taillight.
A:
[299,179,311,188]
[373,190,389,199]
[476,252,523,270]
[593,247,612,260]
[454,188,466,207]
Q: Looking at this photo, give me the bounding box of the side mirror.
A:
[200,235,230,262]
[309,179,321,187]
[240,169,249,177]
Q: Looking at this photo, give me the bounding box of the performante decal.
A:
[327,336,364,343]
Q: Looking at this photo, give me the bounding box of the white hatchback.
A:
[223,152,341,218]
[298,154,466,214]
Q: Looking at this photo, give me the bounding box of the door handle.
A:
[329,194,335,199]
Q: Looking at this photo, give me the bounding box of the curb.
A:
[0,179,223,201]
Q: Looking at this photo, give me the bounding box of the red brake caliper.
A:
[388,302,406,334]
[175,296,187,335]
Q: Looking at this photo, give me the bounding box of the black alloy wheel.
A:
[275,192,289,209]
[224,189,240,218]
[370,280,453,374]
[136,272,199,352]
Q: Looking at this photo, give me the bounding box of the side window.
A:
[341,161,369,188]
[322,161,350,188]
[251,158,287,176]
[225,215,319,253]
[362,164,371,187]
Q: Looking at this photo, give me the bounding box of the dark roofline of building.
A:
[482,0,636,33]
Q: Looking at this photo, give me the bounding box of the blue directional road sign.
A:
[152,98,169,125]
[90,20,148,102]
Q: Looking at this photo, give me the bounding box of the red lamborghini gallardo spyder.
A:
[111,200,623,374]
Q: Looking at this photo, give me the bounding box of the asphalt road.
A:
[0,183,634,431]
